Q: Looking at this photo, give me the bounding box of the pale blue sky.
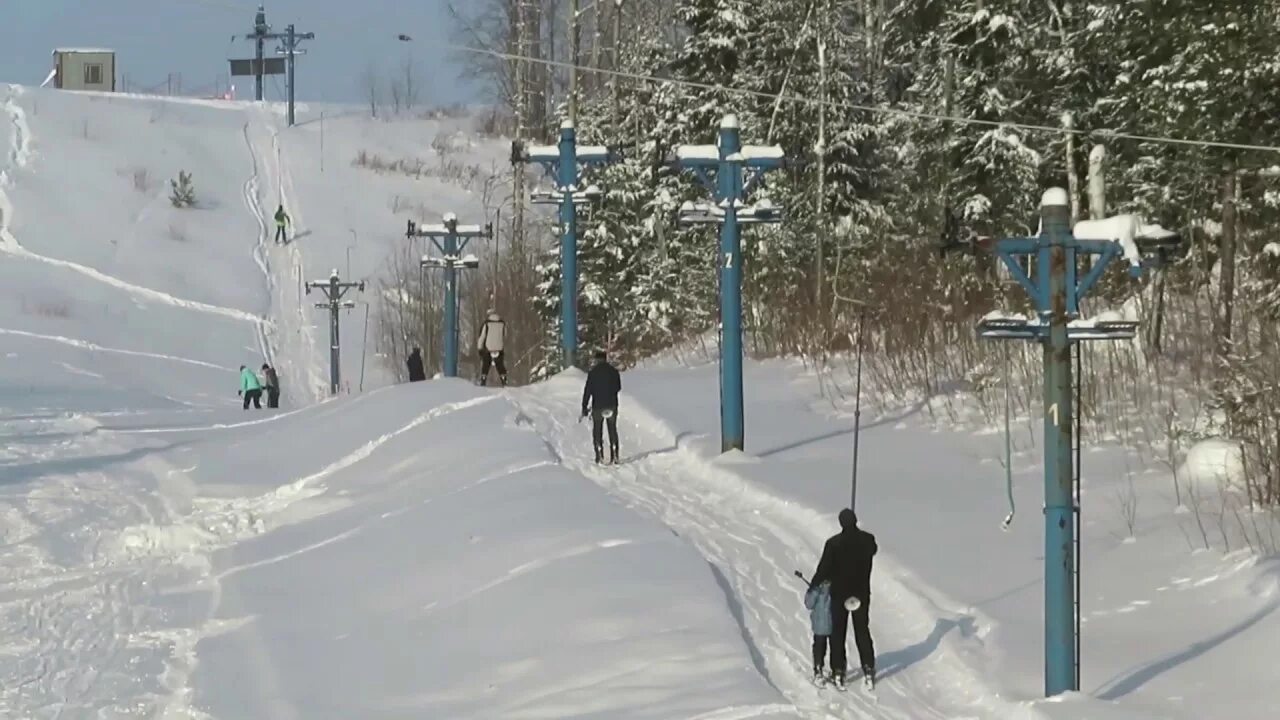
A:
[1,0,482,105]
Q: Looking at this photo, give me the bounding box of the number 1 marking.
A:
[1049,403,1059,427]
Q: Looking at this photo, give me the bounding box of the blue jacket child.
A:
[805,580,833,679]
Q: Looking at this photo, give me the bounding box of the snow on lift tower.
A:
[671,114,787,453]
[952,187,1184,698]
[407,215,493,378]
[511,118,621,370]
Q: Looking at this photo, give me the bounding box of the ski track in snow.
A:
[511,381,1034,720]
[118,395,500,718]
[242,109,325,403]
[1,396,497,718]
[241,121,276,372]
[0,85,269,330]
[0,327,234,371]
[271,123,327,400]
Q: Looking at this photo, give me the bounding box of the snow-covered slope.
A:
[5,82,1277,720]
[0,85,800,718]
[593,358,1280,720]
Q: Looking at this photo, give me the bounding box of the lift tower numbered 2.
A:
[952,188,1182,697]
[306,270,364,396]
[674,114,785,453]
[512,120,619,369]
[408,215,492,378]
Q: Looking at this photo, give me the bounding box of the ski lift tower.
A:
[408,214,492,378]
[306,270,365,396]
[955,188,1182,697]
[511,119,620,369]
[674,114,786,453]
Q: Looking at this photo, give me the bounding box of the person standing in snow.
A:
[239,365,264,410]
[261,363,281,408]
[809,508,877,689]
[805,579,834,683]
[581,350,621,464]
[476,310,507,387]
[406,347,426,382]
[274,204,290,244]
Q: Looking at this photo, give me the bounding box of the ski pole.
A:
[793,570,810,586]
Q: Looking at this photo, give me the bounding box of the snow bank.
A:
[1179,437,1246,492]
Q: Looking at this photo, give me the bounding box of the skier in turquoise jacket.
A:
[239,365,263,409]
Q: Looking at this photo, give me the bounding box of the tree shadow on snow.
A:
[875,613,979,682]
[0,441,192,486]
[756,397,933,459]
[1093,598,1280,700]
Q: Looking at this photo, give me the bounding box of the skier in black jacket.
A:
[581,350,622,464]
[809,508,878,689]
[406,347,426,382]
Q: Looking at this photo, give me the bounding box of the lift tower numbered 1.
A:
[408,215,492,378]
[306,270,364,396]
[952,188,1182,697]
[512,120,619,369]
[674,114,785,453]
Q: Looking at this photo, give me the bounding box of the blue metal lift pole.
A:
[443,229,460,378]
[717,118,745,452]
[1041,196,1075,696]
[407,216,492,380]
[558,122,579,369]
[674,114,785,454]
[962,188,1183,698]
[514,121,617,371]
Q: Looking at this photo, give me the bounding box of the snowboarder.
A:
[274,204,290,244]
[581,350,621,464]
[407,347,426,382]
[476,310,507,387]
[239,365,263,410]
[261,363,280,408]
[809,508,877,689]
[805,579,834,684]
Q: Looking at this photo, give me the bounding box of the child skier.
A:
[805,579,834,685]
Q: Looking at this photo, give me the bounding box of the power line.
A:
[445,42,1280,155]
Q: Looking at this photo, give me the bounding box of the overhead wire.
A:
[445,42,1280,155]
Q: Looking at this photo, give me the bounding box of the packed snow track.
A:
[510,374,1029,720]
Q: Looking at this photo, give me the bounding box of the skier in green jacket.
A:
[274,205,290,244]
[239,365,264,409]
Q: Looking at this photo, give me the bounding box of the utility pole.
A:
[407,215,493,378]
[674,114,786,453]
[569,0,582,123]
[815,0,828,324]
[232,7,313,125]
[512,120,620,369]
[611,0,624,138]
[306,270,364,395]
[949,188,1183,697]
[251,5,268,101]
[277,24,315,127]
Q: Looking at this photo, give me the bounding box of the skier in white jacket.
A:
[476,310,508,386]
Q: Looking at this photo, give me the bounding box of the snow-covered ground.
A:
[0,84,797,719]
[3,83,1279,719]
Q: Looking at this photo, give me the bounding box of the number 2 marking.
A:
[725,252,735,268]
